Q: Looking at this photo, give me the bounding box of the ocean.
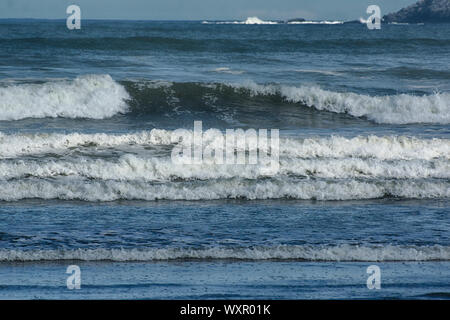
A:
[0,19,449,299]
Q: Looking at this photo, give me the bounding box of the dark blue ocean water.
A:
[0,19,449,299]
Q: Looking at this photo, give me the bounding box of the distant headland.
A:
[383,0,450,23]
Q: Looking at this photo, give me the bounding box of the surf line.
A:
[170,121,280,175]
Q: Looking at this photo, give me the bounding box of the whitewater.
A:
[0,20,449,299]
[0,75,449,124]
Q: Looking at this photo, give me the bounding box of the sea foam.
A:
[0,176,447,201]
[0,74,129,120]
[0,244,448,262]
[236,81,450,124]
[0,131,448,160]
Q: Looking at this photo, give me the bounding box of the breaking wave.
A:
[0,131,448,160]
[1,75,449,124]
[0,173,448,201]
[0,130,447,201]
[202,17,278,25]
[232,81,450,124]
[1,244,449,262]
[201,17,345,25]
[287,20,344,25]
[0,156,448,181]
[0,74,129,120]
[124,80,450,125]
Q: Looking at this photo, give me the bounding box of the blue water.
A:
[0,19,449,299]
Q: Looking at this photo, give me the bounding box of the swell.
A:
[124,80,450,125]
[1,244,449,262]
[1,75,449,124]
[3,37,450,52]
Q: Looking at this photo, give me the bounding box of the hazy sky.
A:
[0,0,418,20]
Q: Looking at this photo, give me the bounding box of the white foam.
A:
[242,17,278,25]
[0,155,448,181]
[0,74,129,120]
[0,129,172,158]
[281,135,450,160]
[288,20,344,25]
[0,131,447,201]
[1,245,448,262]
[203,17,278,25]
[0,177,447,201]
[294,69,343,76]
[236,81,450,124]
[213,67,245,75]
[359,18,368,24]
[0,131,448,161]
[202,18,343,25]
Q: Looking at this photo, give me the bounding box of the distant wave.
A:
[1,76,449,124]
[294,69,343,76]
[212,67,245,74]
[1,245,449,262]
[202,17,278,25]
[3,37,448,53]
[0,74,129,120]
[201,17,344,25]
[287,20,343,25]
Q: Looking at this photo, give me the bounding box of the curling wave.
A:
[233,81,450,124]
[0,74,129,120]
[1,76,449,124]
[124,80,450,125]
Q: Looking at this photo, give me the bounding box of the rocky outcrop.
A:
[383,0,450,23]
[285,18,306,23]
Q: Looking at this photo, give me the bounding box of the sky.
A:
[0,0,418,21]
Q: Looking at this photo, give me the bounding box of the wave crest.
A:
[1,76,449,124]
[0,178,447,201]
[236,81,450,124]
[124,80,450,124]
[0,74,129,120]
[1,245,449,262]
[0,131,448,160]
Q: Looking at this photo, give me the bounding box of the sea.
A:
[0,18,449,299]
